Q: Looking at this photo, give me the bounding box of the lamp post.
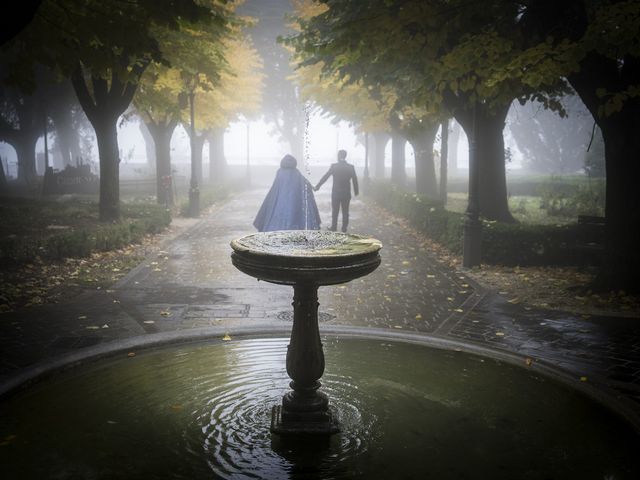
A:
[188,89,200,217]
[463,103,481,267]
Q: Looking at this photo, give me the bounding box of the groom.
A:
[314,149,359,232]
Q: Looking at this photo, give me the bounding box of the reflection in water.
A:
[0,337,639,479]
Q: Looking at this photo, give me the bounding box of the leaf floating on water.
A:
[525,358,533,367]
[127,352,136,357]
[222,333,232,341]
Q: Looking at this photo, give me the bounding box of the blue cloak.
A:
[253,156,321,232]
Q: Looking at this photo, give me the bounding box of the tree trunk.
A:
[372,132,389,178]
[454,101,515,223]
[596,117,640,292]
[71,62,146,222]
[208,127,226,183]
[567,52,640,292]
[139,121,156,173]
[147,120,177,207]
[93,119,120,221]
[440,120,449,205]
[14,133,39,185]
[50,105,81,169]
[406,124,439,199]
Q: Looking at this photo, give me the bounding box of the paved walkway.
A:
[1,186,639,423]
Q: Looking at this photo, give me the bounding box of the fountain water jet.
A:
[231,230,382,435]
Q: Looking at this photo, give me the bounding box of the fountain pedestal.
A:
[231,231,382,435]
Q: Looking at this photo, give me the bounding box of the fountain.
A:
[2,231,640,478]
[230,230,382,435]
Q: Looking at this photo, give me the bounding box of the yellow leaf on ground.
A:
[580,376,588,382]
[127,352,136,357]
[222,333,232,341]
[415,314,422,320]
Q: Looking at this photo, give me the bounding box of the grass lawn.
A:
[445,192,577,225]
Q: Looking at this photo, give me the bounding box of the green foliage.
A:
[0,197,170,266]
[538,179,605,218]
[367,180,603,266]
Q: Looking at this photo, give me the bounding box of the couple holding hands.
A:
[253,150,359,234]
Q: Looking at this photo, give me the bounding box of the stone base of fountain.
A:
[271,403,339,435]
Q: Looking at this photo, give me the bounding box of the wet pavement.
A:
[1,185,639,423]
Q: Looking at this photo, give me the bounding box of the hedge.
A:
[365,181,603,267]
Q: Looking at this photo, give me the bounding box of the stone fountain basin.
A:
[230,230,382,286]
[1,328,639,479]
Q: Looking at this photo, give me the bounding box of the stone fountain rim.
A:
[230,230,382,259]
[1,325,639,435]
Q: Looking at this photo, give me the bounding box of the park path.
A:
[1,185,639,423]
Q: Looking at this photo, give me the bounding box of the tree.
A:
[286,1,570,222]
[2,0,231,221]
[487,0,640,289]
[134,66,185,206]
[508,95,596,174]
[239,0,306,159]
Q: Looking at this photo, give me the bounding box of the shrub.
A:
[365,180,602,267]
[538,178,605,217]
[0,199,171,266]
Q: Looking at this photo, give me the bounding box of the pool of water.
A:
[1,336,638,479]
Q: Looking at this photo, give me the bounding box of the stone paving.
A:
[1,184,639,423]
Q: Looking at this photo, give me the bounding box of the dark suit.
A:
[315,160,359,232]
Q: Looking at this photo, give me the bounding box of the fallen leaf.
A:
[580,376,588,382]
[160,310,171,317]
[222,333,232,341]
[495,332,505,337]
[127,352,136,357]
[143,320,155,324]
[415,314,422,320]
[525,358,533,367]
